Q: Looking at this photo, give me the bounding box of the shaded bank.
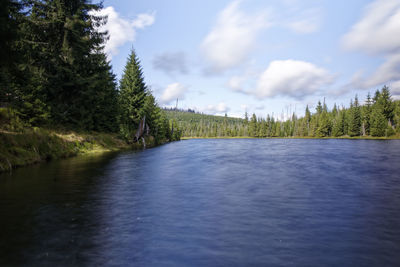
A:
[0,129,160,172]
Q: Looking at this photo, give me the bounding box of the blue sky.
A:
[98,0,400,118]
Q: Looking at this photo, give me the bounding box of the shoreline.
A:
[181,135,400,140]
[2,131,398,173]
[0,128,158,173]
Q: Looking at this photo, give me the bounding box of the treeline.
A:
[0,0,179,143]
[167,86,400,138]
[165,110,244,137]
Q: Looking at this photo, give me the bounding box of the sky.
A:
[98,0,400,118]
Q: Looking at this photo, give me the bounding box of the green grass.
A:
[0,128,135,172]
[0,107,167,172]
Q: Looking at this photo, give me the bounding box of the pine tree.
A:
[316,101,323,114]
[0,0,21,106]
[119,49,148,138]
[13,0,114,128]
[332,103,338,117]
[332,109,344,137]
[362,93,372,136]
[90,53,119,132]
[348,96,361,136]
[244,111,249,124]
[249,113,257,137]
[370,106,387,137]
[305,105,311,135]
[380,85,395,127]
[317,110,330,137]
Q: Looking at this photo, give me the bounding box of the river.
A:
[1,139,400,266]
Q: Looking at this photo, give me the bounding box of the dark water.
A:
[1,139,400,266]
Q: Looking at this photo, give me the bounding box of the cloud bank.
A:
[255,60,334,99]
[342,0,400,91]
[202,102,230,115]
[90,7,155,58]
[160,83,188,104]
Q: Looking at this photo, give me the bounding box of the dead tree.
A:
[133,116,150,148]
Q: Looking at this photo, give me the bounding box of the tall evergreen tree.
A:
[348,96,361,136]
[316,101,323,114]
[119,49,148,138]
[332,109,344,137]
[317,110,330,137]
[249,113,258,137]
[305,105,311,135]
[379,85,395,127]
[12,0,116,128]
[362,92,372,136]
[0,0,21,106]
[370,105,387,137]
[90,53,119,132]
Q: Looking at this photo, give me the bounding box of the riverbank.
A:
[181,135,400,140]
[0,128,153,172]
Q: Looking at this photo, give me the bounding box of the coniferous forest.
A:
[0,0,178,144]
[1,0,399,145]
[167,86,400,138]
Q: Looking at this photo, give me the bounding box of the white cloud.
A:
[342,0,400,55]
[201,0,271,73]
[202,102,230,115]
[255,60,334,99]
[132,13,156,29]
[90,7,155,58]
[342,0,400,90]
[160,83,188,104]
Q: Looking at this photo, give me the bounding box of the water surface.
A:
[1,139,400,266]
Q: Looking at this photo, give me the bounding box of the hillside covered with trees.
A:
[0,0,179,145]
[166,86,400,138]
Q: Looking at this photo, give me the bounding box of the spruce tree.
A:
[380,85,395,127]
[316,101,323,114]
[332,111,342,137]
[305,105,311,135]
[15,0,113,128]
[119,49,148,138]
[317,111,330,137]
[348,96,361,136]
[370,106,387,137]
[362,93,372,136]
[90,53,119,132]
[0,0,21,106]
[249,113,258,137]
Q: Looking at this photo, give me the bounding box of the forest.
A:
[1,0,399,144]
[166,87,400,138]
[0,0,180,144]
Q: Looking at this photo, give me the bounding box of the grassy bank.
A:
[0,107,167,172]
[0,128,158,172]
